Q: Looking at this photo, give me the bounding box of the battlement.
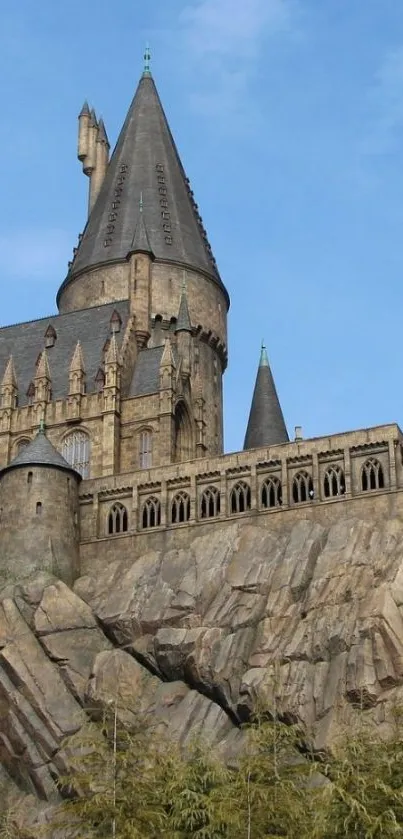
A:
[78,422,403,543]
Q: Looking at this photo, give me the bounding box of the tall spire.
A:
[243,343,289,450]
[58,68,229,308]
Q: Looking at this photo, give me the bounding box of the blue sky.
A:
[1,0,403,453]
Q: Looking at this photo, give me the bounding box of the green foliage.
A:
[7,703,403,838]
[232,714,316,839]
[314,710,403,839]
[163,740,236,838]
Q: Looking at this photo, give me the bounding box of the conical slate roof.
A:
[0,427,80,478]
[243,346,289,450]
[58,72,229,307]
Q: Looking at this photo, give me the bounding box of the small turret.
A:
[1,356,18,409]
[103,334,122,407]
[69,341,86,395]
[77,100,91,162]
[34,350,52,406]
[243,343,289,450]
[175,284,192,380]
[128,203,154,348]
[89,117,110,212]
[0,423,81,585]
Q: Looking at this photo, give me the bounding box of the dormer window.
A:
[110,310,122,334]
[44,324,57,348]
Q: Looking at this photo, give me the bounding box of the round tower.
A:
[0,425,81,586]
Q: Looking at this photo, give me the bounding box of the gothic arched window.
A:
[62,431,91,478]
[142,496,161,529]
[361,458,384,492]
[324,465,346,498]
[139,430,152,469]
[200,486,220,519]
[261,476,282,509]
[292,471,314,504]
[107,502,128,535]
[230,481,251,515]
[171,491,191,524]
[174,401,193,463]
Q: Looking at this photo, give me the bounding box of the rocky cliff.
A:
[2,515,403,816]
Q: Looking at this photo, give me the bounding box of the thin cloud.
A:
[177,0,301,118]
[180,0,294,58]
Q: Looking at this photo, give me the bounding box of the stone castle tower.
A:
[0,56,399,588]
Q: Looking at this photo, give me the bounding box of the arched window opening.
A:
[200,486,220,519]
[17,438,30,453]
[62,431,90,479]
[107,502,128,535]
[36,502,42,515]
[361,458,385,492]
[171,491,191,524]
[292,471,314,504]
[230,481,251,515]
[141,496,161,529]
[27,472,33,485]
[324,466,346,498]
[139,430,152,470]
[261,477,282,509]
[174,401,193,463]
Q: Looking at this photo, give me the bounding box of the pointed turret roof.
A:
[2,356,17,387]
[129,208,153,256]
[175,287,192,333]
[105,333,121,365]
[35,350,51,379]
[79,101,91,117]
[160,336,176,368]
[243,345,289,451]
[0,425,80,478]
[69,341,85,373]
[97,117,109,147]
[58,71,229,307]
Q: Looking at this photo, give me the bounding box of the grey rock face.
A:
[2,515,403,805]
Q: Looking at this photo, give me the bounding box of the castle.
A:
[0,57,402,587]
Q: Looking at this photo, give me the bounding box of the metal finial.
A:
[181,273,187,293]
[143,43,151,75]
[261,339,265,350]
[139,191,143,213]
[39,419,46,434]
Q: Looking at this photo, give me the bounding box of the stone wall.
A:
[78,421,403,573]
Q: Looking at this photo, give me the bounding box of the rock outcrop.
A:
[2,515,403,804]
